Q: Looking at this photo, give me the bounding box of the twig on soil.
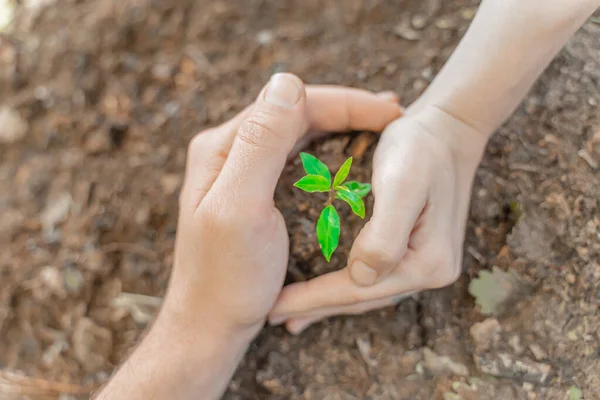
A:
[0,370,95,396]
[101,242,158,260]
[508,163,538,173]
[112,292,162,324]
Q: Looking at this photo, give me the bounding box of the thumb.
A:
[211,73,308,204]
[348,152,428,286]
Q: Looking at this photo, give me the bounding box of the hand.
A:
[97,74,402,400]
[268,105,489,334]
[161,74,402,339]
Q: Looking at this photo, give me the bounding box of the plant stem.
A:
[325,190,335,207]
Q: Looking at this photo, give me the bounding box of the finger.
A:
[210,73,309,204]
[179,106,252,212]
[376,90,400,104]
[287,89,402,158]
[348,125,430,286]
[284,293,410,335]
[305,86,402,133]
[269,262,425,322]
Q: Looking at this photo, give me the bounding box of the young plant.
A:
[294,152,371,261]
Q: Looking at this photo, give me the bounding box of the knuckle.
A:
[238,110,279,148]
[187,129,214,157]
[426,247,458,288]
[355,233,403,272]
[199,196,273,233]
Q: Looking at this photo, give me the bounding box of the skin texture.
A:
[268,0,600,334]
[94,74,402,400]
[96,0,600,396]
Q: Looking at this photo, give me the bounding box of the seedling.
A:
[294,152,371,261]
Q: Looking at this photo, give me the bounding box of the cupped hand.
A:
[157,73,402,341]
[269,105,489,334]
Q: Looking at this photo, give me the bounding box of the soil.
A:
[1,0,600,399]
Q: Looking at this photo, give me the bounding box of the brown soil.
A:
[1,1,600,399]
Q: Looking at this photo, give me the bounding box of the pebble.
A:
[470,318,501,351]
[84,129,111,154]
[423,347,469,376]
[0,106,28,143]
[528,343,547,361]
[41,192,72,232]
[151,63,173,82]
[63,265,85,294]
[255,29,274,46]
[393,20,421,41]
[474,352,551,384]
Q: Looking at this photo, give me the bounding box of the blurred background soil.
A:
[1,1,600,399]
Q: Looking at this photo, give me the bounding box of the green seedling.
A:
[294,152,371,262]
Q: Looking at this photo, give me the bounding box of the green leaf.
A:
[468,267,524,315]
[341,181,371,198]
[335,186,366,218]
[317,205,340,262]
[568,386,583,400]
[294,175,331,193]
[299,152,331,185]
[333,157,353,187]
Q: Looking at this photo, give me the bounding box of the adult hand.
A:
[163,74,402,339]
[97,74,402,400]
[269,105,489,334]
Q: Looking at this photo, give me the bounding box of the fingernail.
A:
[264,73,302,108]
[376,91,399,104]
[350,261,378,286]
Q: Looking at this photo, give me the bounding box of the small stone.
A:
[423,348,469,376]
[151,63,173,82]
[63,266,85,294]
[460,7,478,21]
[164,101,180,117]
[39,266,67,299]
[470,318,501,351]
[0,106,28,143]
[394,20,421,41]
[411,14,429,29]
[84,129,111,154]
[41,192,72,232]
[435,15,459,30]
[474,352,551,384]
[522,382,534,391]
[255,29,274,46]
[421,66,434,81]
[509,335,524,355]
[528,343,547,360]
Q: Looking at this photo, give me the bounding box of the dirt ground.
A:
[1,0,600,399]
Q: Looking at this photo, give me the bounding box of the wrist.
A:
[96,307,252,400]
[407,104,489,165]
[158,278,264,345]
